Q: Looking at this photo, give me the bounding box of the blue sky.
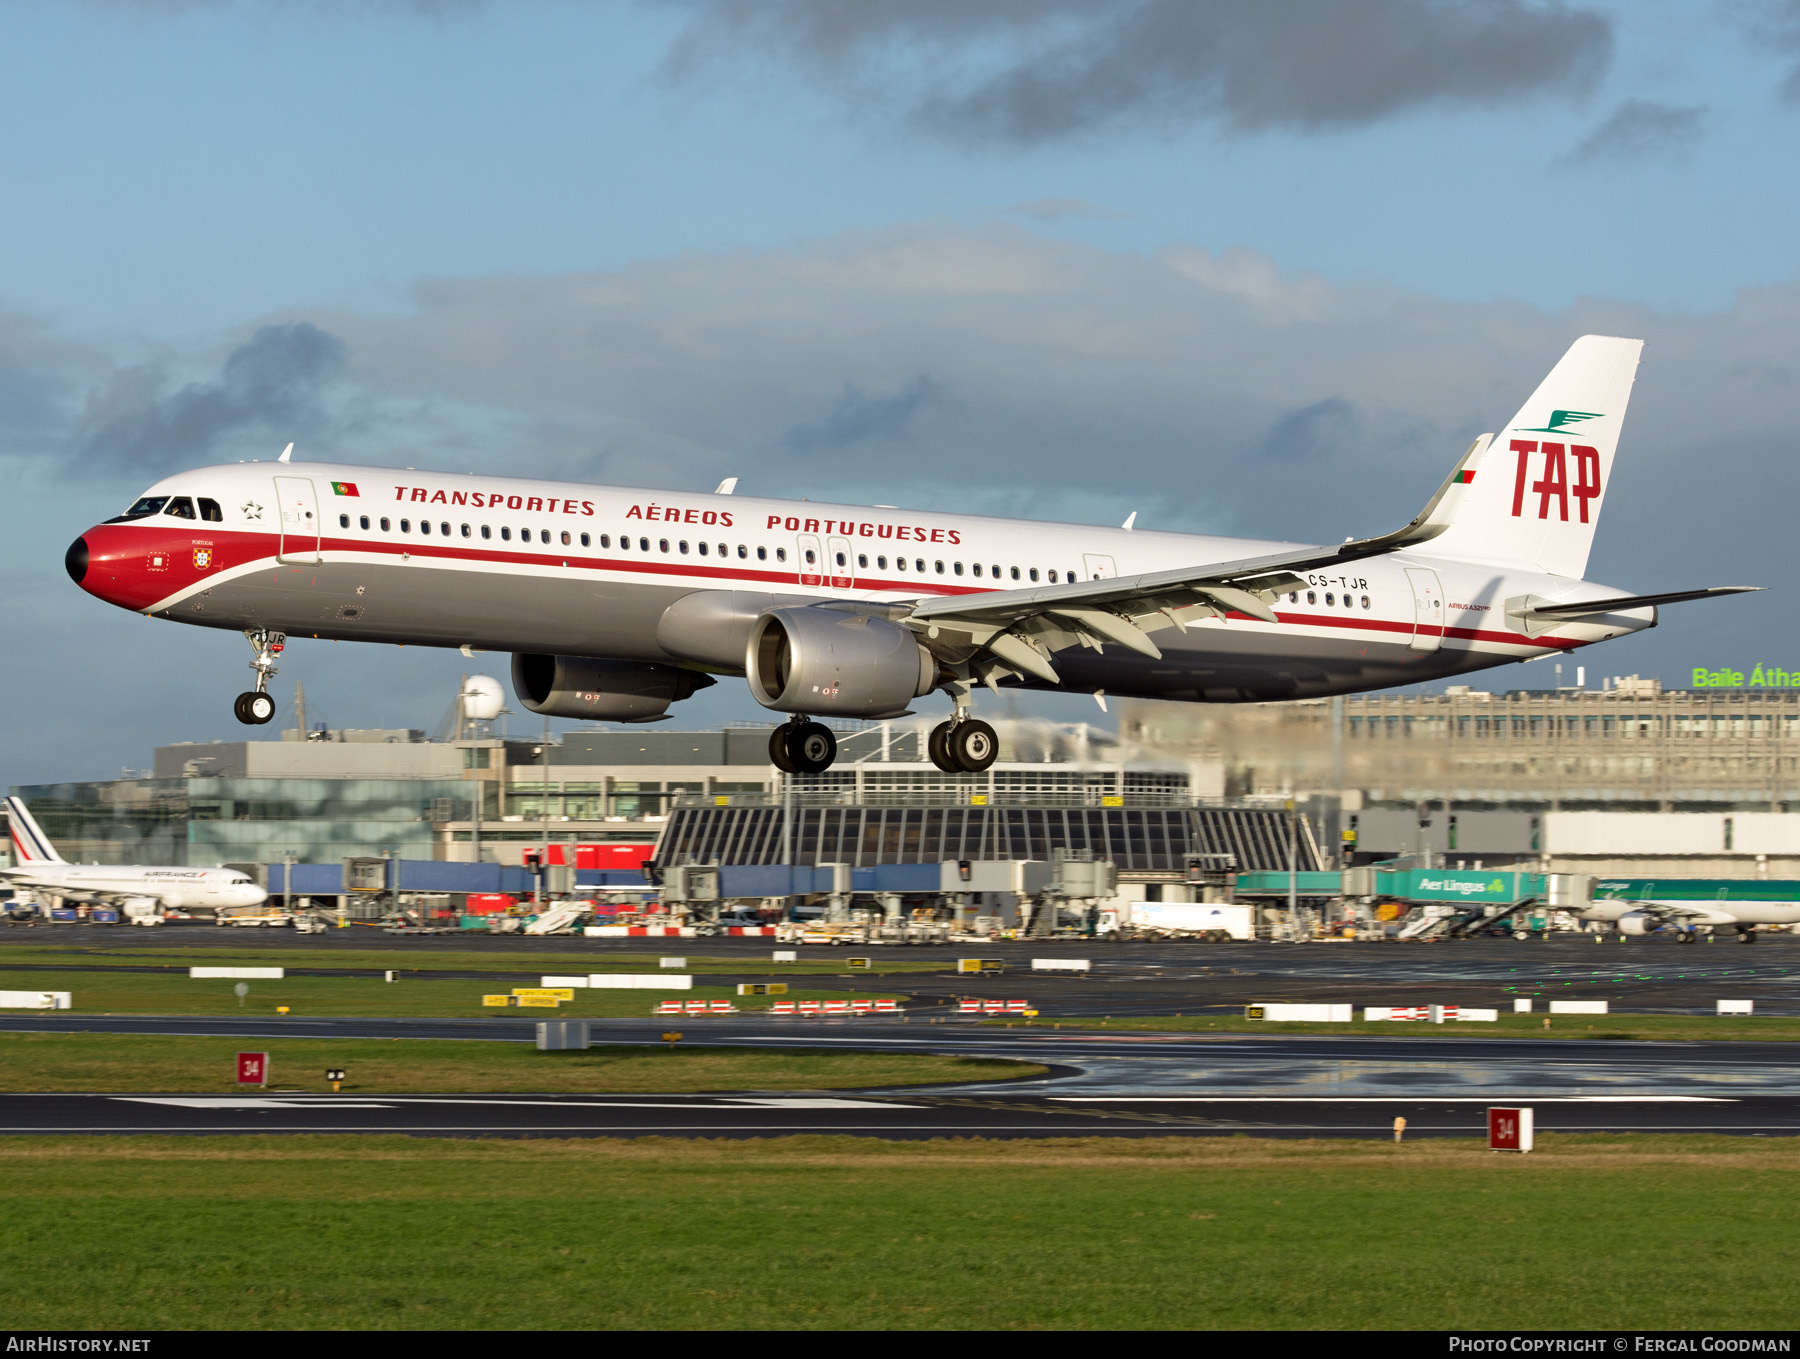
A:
[6,0,1800,781]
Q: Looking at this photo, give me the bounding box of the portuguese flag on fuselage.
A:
[331,481,359,497]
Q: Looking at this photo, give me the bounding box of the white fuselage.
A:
[68,461,1656,704]
[3,862,267,909]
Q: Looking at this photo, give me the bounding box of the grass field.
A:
[0,968,903,1017]
[0,942,946,976]
[1011,1013,1800,1041]
[0,1033,1038,1093]
[2,1134,1796,1329]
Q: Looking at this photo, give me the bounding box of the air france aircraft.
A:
[65,336,1756,775]
[3,797,267,913]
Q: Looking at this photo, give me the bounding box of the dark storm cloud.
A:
[73,322,347,476]
[1259,396,1359,462]
[1559,100,1706,166]
[788,375,943,453]
[662,0,1613,143]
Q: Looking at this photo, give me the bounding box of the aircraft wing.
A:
[899,438,1492,686]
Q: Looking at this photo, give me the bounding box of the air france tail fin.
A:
[5,797,64,865]
[1426,335,1643,579]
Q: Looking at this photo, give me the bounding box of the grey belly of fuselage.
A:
[165,560,1520,704]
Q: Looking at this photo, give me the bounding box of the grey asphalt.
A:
[7,1011,1800,1138]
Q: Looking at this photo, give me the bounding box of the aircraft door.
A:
[827,535,853,590]
[797,533,823,587]
[1405,567,1445,652]
[273,476,320,564]
[1083,553,1118,581]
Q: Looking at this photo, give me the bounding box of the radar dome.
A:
[461,675,505,721]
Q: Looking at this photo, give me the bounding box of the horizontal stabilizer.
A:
[1526,587,1763,618]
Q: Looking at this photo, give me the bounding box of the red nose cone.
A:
[73,524,203,612]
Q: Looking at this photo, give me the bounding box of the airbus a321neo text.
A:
[65,336,1757,775]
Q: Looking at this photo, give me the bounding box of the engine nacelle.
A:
[1617,910,1658,936]
[746,607,936,718]
[512,654,715,723]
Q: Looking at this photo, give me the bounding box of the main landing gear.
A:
[769,716,838,774]
[234,628,284,726]
[928,714,998,774]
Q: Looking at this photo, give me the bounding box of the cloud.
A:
[788,376,944,453]
[1005,197,1129,223]
[1260,396,1358,462]
[1559,99,1706,166]
[661,0,1613,144]
[71,322,348,477]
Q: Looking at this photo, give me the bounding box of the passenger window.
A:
[719,543,728,557]
[537,529,547,544]
[1325,592,1335,606]
[1306,590,1316,605]
[197,498,223,522]
[757,546,767,560]
[360,516,370,530]
[461,524,471,538]
[971,563,982,577]
[915,558,925,572]
[420,521,431,535]
[639,537,650,551]
[338,514,349,529]
[953,562,963,576]
[501,527,511,541]
[805,549,816,564]
[775,547,786,562]
[1289,592,1298,603]
[400,519,411,533]
[164,497,196,519]
[991,565,1000,578]
[857,554,868,569]
[897,557,908,571]
[481,525,491,540]
[697,542,708,556]
[580,533,590,547]
[562,531,572,546]
[1048,569,1058,583]
[659,539,670,553]
[679,540,689,555]
[1029,568,1039,582]
[380,517,390,532]
[877,556,888,570]
[441,522,450,536]
[597,534,607,548]
[1011,567,1020,581]
[1361,595,1371,609]
[835,551,846,567]
[738,545,748,559]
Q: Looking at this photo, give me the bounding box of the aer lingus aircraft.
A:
[65,336,1757,775]
[3,797,266,913]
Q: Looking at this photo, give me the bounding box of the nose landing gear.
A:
[234,628,285,726]
[769,716,837,774]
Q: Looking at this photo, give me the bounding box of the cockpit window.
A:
[197,498,223,522]
[106,496,169,523]
[164,496,196,519]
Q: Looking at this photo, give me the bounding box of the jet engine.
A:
[1617,910,1659,936]
[511,654,715,723]
[746,607,936,718]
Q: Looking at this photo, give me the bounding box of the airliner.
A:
[1582,879,1800,944]
[3,797,267,915]
[64,335,1755,775]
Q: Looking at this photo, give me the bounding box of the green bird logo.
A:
[1515,409,1603,435]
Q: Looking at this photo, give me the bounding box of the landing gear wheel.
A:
[768,725,798,774]
[1678,931,1698,945]
[927,721,958,773]
[947,719,998,773]
[786,721,837,774]
[1739,929,1758,945]
[234,691,276,726]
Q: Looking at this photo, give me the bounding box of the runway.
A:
[7,1011,1800,1138]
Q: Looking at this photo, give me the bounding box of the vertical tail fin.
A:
[1427,335,1642,578]
[5,797,64,864]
